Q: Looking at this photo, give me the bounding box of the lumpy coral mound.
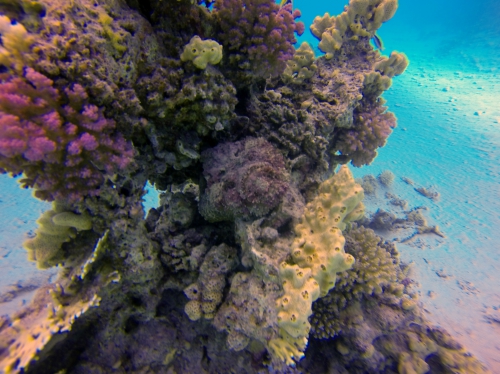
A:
[199,137,289,222]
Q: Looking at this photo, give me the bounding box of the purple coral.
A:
[0,68,134,202]
[214,0,304,79]
[335,99,396,167]
[199,137,289,222]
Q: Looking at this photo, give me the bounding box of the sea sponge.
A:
[180,35,223,69]
[270,165,364,364]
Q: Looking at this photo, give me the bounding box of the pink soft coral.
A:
[0,68,134,202]
[335,99,396,167]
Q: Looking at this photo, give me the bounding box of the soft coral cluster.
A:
[214,0,304,81]
[0,68,134,202]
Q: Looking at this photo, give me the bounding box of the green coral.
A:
[180,35,223,69]
[98,11,128,57]
[23,202,92,269]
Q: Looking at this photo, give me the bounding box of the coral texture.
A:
[0,69,133,202]
[180,35,223,69]
[23,201,92,269]
[310,225,403,338]
[0,15,33,71]
[199,137,289,222]
[1,0,485,373]
[214,0,304,82]
[311,0,398,59]
[282,42,317,84]
[269,165,364,364]
[333,98,397,167]
[184,243,238,320]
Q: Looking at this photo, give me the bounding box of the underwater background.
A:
[0,0,499,372]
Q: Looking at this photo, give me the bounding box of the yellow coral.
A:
[311,0,399,57]
[0,285,100,373]
[276,264,320,339]
[271,165,364,364]
[374,51,409,77]
[23,203,92,269]
[180,35,223,69]
[184,300,202,321]
[0,15,33,70]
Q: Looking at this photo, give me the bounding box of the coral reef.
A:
[311,0,399,59]
[310,225,403,339]
[378,169,395,186]
[0,0,490,372]
[333,98,397,167]
[0,15,33,71]
[282,42,317,85]
[184,243,238,320]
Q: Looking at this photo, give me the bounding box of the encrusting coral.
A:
[0,0,490,372]
[183,243,238,320]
